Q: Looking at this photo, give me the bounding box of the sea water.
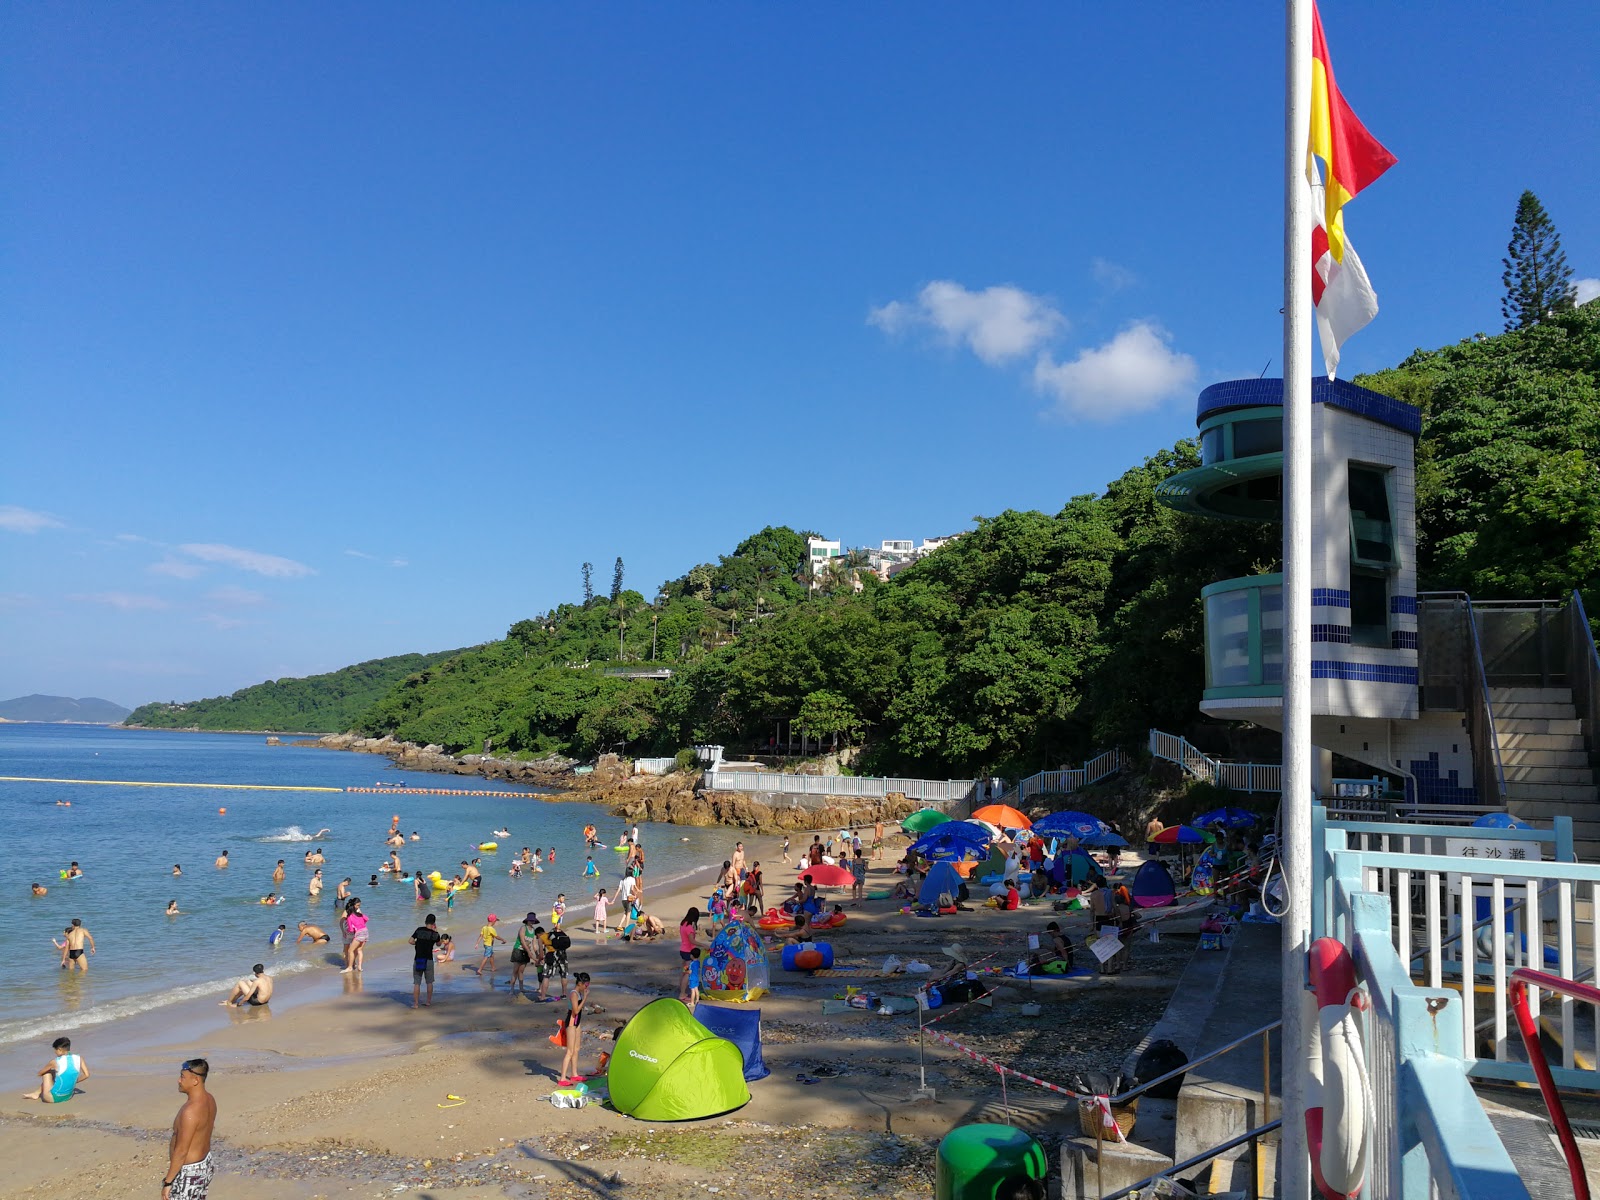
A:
[1,723,734,1045]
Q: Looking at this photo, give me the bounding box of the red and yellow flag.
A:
[1310,1,1396,267]
[1309,2,1396,378]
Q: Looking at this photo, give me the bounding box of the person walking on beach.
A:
[849,849,867,906]
[744,861,764,911]
[409,914,440,1008]
[342,900,369,973]
[163,1058,217,1199]
[22,1036,88,1104]
[510,913,538,996]
[592,888,610,941]
[730,841,746,881]
[678,908,701,998]
[557,972,591,1085]
[476,914,505,976]
[63,919,95,972]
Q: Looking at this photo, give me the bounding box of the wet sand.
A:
[0,847,1199,1200]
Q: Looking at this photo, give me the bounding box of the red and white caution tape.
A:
[924,1029,1127,1141]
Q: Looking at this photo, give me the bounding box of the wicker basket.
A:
[1078,1095,1138,1141]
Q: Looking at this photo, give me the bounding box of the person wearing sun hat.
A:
[475,914,505,977]
[509,913,540,996]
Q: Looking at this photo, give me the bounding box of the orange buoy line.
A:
[0,775,343,792]
[344,786,541,798]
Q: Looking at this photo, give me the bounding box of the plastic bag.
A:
[549,1088,587,1109]
[882,954,903,974]
[904,960,932,973]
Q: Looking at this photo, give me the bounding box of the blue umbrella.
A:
[1079,828,1129,848]
[1032,810,1110,840]
[1192,807,1257,831]
[1472,812,1532,829]
[909,824,992,861]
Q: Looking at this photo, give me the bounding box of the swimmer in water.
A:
[64,862,83,880]
[259,893,279,905]
[269,924,286,946]
[494,828,510,838]
[32,883,48,897]
[409,831,420,841]
[369,874,380,887]
[215,851,229,869]
[272,860,285,883]
[173,864,182,877]
[166,900,181,916]
[335,878,351,902]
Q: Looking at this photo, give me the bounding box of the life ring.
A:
[756,909,793,930]
[811,912,847,930]
[1305,937,1370,1200]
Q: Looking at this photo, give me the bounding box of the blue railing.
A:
[1313,805,1536,1196]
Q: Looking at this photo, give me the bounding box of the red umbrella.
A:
[798,863,854,888]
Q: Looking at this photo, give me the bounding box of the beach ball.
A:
[219,807,227,815]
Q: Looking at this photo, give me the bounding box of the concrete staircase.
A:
[1493,686,1600,861]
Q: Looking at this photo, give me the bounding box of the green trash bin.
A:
[935,1123,1048,1200]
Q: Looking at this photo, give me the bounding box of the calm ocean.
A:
[1,723,732,1045]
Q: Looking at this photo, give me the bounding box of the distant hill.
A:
[123,650,465,734]
[0,694,132,724]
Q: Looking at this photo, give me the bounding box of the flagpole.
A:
[1281,0,1314,1197]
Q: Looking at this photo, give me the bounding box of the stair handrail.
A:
[1097,1119,1283,1200]
[1509,967,1598,1200]
[1567,589,1600,763]
[1000,748,1128,807]
[1464,596,1509,806]
[1106,1018,1279,1106]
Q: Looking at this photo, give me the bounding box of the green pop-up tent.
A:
[609,999,751,1121]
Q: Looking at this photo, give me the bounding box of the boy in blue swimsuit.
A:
[23,1036,88,1103]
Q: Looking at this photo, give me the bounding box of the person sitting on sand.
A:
[435,933,455,962]
[1030,921,1076,974]
[22,1036,88,1104]
[890,874,919,902]
[774,910,815,945]
[222,964,273,1007]
[296,921,330,945]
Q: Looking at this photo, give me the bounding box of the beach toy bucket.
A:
[935,1123,1047,1200]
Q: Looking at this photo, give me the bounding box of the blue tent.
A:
[1048,848,1097,888]
[693,1003,771,1081]
[918,860,966,907]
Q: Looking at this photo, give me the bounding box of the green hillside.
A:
[125,651,463,733]
[145,302,1600,772]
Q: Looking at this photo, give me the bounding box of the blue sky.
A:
[3,3,1596,708]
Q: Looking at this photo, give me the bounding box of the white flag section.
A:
[1310,174,1380,379]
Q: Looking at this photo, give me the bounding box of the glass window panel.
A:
[1201,426,1225,464]
[1231,418,1283,459]
[1205,590,1254,687]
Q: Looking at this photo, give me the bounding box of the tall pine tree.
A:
[610,557,625,601]
[1502,190,1575,331]
[581,562,594,605]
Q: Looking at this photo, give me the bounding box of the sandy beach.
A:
[1,841,1196,1200]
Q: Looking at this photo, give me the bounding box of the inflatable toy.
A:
[781,941,834,971]
[755,909,793,930]
[478,842,498,851]
[810,911,847,930]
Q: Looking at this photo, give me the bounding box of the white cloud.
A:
[69,591,169,611]
[1091,257,1137,291]
[869,281,1065,365]
[0,505,65,534]
[198,613,250,630]
[150,557,205,580]
[1033,322,1198,422]
[178,543,314,578]
[206,585,268,607]
[391,558,409,568]
[348,548,408,568]
[1577,278,1600,305]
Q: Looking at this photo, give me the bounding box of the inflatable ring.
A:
[478,842,498,851]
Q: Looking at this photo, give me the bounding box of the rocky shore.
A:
[300,732,928,832]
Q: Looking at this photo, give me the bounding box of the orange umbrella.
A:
[971,804,1032,830]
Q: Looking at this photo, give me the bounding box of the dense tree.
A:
[1502,190,1576,331]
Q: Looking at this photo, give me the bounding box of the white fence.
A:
[1004,748,1129,806]
[632,757,677,776]
[1147,729,1282,793]
[705,770,975,805]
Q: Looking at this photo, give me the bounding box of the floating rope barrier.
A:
[0,775,343,792]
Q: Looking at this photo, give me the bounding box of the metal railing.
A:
[1147,729,1283,793]
[1568,589,1600,762]
[1418,592,1508,807]
[1003,749,1129,807]
[703,770,975,805]
[1100,1121,1282,1200]
[1315,805,1537,1197]
[1510,967,1599,1200]
[632,757,677,776]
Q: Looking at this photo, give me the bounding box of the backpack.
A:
[550,929,571,952]
[936,891,957,910]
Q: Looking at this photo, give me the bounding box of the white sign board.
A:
[1088,935,1124,964]
[1442,837,1541,897]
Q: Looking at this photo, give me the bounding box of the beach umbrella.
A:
[971,804,1032,830]
[1079,828,1130,848]
[962,818,1003,839]
[1472,812,1532,829]
[1032,810,1110,840]
[1150,824,1214,845]
[798,862,855,888]
[909,824,992,861]
[902,808,954,834]
[1192,807,1257,831]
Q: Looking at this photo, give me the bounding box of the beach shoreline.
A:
[1,839,1202,1200]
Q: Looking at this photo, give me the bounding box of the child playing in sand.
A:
[22,1036,88,1104]
[551,894,566,926]
[684,948,703,1007]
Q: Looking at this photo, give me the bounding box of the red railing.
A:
[1509,966,1600,1200]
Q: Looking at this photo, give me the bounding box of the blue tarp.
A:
[918,860,965,907]
[692,1003,770,1081]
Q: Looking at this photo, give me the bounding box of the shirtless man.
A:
[64,919,95,972]
[272,860,286,884]
[387,850,402,874]
[295,921,330,945]
[214,851,229,869]
[730,841,746,881]
[163,1058,217,1199]
[462,860,481,888]
[31,882,47,896]
[306,847,325,865]
[386,832,404,848]
[308,869,323,898]
[220,964,273,1007]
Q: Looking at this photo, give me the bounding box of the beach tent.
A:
[1048,848,1097,888]
[701,920,770,1002]
[1131,860,1177,908]
[918,860,966,907]
[610,999,751,1121]
[692,1003,771,1081]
